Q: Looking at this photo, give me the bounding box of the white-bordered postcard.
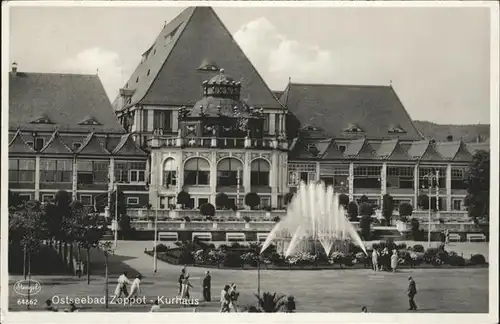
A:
[1,1,498,324]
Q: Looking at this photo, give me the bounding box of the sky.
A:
[8,4,492,125]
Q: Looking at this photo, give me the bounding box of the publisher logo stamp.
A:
[13,279,42,296]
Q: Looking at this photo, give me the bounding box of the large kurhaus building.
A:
[10,7,489,215]
[112,6,488,213]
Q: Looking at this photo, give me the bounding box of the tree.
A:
[338,194,349,210]
[399,203,413,217]
[359,215,372,241]
[285,113,302,141]
[347,201,358,221]
[98,241,115,309]
[215,193,229,209]
[177,191,191,209]
[245,192,261,210]
[465,150,490,222]
[359,195,369,204]
[8,200,47,311]
[283,192,294,206]
[71,202,108,284]
[382,194,394,225]
[200,203,215,217]
[8,190,22,209]
[417,194,429,210]
[254,292,288,312]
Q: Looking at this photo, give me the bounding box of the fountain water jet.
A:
[260,182,367,257]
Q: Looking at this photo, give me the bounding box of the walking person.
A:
[371,249,379,271]
[114,271,131,298]
[127,275,142,299]
[178,268,186,296]
[228,283,239,312]
[381,247,389,271]
[181,275,193,300]
[407,276,418,311]
[203,271,211,302]
[220,285,231,313]
[391,249,398,273]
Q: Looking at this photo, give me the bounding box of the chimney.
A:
[446,135,453,142]
[11,62,18,76]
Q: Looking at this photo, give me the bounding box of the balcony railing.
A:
[146,136,287,150]
[129,220,276,231]
[127,208,287,221]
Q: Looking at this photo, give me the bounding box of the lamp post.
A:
[257,255,261,298]
[423,170,439,248]
[153,188,159,273]
[114,184,118,249]
[236,168,241,209]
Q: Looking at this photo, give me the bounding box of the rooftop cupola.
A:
[202,69,241,100]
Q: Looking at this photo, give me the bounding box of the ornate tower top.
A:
[202,68,242,100]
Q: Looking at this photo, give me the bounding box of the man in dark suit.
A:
[203,271,211,302]
[407,276,418,310]
[178,268,186,295]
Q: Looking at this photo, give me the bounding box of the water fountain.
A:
[260,181,367,257]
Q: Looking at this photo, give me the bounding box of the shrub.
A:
[396,243,407,250]
[469,254,486,265]
[263,206,272,212]
[183,216,191,222]
[359,215,372,240]
[155,243,169,253]
[399,203,413,217]
[410,218,421,240]
[347,201,358,221]
[412,244,425,253]
[215,193,230,209]
[359,202,373,216]
[284,192,294,205]
[382,194,394,225]
[243,216,251,223]
[177,191,191,208]
[448,253,466,266]
[245,192,261,209]
[205,216,213,221]
[230,242,242,249]
[224,251,244,267]
[338,194,349,209]
[200,203,215,217]
[417,194,429,210]
[272,216,281,222]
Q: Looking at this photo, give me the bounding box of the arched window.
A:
[217,158,243,186]
[163,158,177,188]
[184,158,210,185]
[251,159,270,186]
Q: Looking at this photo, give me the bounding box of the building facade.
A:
[8,67,149,210]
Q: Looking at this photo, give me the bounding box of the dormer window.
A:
[344,123,364,133]
[30,115,53,124]
[338,145,347,153]
[72,142,82,151]
[305,126,317,131]
[198,58,220,72]
[388,124,406,133]
[306,143,319,156]
[136,77,139,83]
[78,116,101,126]
[147,69,150,76]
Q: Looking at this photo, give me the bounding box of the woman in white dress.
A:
[371,250,379,271]
[127,275,142,299]
[114,272,131,298]
[391,249,398,272]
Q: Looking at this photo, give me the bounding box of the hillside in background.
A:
[413,121,490,142]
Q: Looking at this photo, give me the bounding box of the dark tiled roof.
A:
[280,83,423,140]
[344,139,365,157]
[112,134,147,156]
[8,130,36,153]
[116,7,282,110]
[76,133,110,155]
[466,142,489,155]
[41,131,72,154]
[9,72,125,133]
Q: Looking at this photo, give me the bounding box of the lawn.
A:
[8,267,488,313]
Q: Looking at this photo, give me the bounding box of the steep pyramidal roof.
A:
[115,7,282,110]
[112,134,147,156]
[76,133,110,155]
[280,83,422,140]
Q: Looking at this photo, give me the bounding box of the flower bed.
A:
[144,241,488,270]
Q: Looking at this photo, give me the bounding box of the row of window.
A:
[158,195,271,209]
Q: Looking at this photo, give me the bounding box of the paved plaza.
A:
[8,241,489,313]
